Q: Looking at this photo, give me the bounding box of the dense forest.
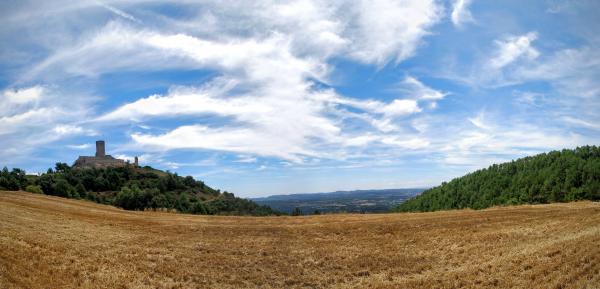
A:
[395,146,600,212]
[0,164,282,216]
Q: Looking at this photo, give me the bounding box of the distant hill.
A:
[252,188,424,214]
[395,146,600,212]
[0,164,282,216]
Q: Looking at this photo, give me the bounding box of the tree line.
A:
[395,146,600,212]
[0,164,283,216]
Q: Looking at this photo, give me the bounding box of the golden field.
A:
[1,191,599,289]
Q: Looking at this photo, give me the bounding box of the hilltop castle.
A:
[73,140,138,169]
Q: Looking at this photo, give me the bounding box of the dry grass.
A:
[1,191,599,289]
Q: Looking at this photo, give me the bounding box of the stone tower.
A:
[95,140,106,157]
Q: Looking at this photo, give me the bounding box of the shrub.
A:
[25,185,43,194]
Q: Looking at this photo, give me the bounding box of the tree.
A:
[175,193,191,213]
[151,193,169,209]
[75,183,87,198]
[291,207,303,216]
[54,178,74,198]
[116,185,146,210]
[55,163,70,173]
[38,173,55,195]
[2,164,283,216]
[0,167,24,191]
[396,146,600,212]
[192,202,208,214]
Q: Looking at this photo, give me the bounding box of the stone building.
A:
[73,140,138,168]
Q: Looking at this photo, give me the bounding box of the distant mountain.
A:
[395,146,600,212]
[252,188,425,214]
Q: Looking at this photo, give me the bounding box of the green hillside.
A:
[395,146,600,212]
[0,164,282,216]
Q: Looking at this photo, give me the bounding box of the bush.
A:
[116,185,146,210]
[25,185,43,194]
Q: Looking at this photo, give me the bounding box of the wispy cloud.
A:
[0,85,94,163]
[67,143,92,150]
[397,76,448,109]
[562,116,600,130]
[489,32,539,69]
[346,0,443,65]
[451,0,474,27]
[96,1,140,23]
[2,86,44,104]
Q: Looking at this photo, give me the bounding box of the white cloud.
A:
[509,46,600,132]
[235,155,258,163]
[75,22,439,162]
[451,0,474,27]
[347,0,443,65]
[514,91,544,106]
[380,136,430,149]
[0,85,93,161]
[467,112,491,130]
[430,112,592,167]
[67,143,92,150]
[264,0,347,58]
[98,77,429,162]
[516,47,600,98]
[52,124,96,136]
[489,32,539,69]
[0,108,55,135]
[131,125,316,163]
[401,76,447,100]
[562,116,600,130]
[330,95,422,117]
[22,0,444,82]
[378,99,421,116]
[3,1,446,165]
[2,86,44,104]
[257,165,267,171]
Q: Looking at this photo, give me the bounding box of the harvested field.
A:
[1,191,599,289]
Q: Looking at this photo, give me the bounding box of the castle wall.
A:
[73,155,127,169]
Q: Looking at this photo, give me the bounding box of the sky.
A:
[1,0,599,197]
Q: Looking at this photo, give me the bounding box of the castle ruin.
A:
[73,140,138,168]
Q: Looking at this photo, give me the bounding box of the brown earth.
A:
[1,191,599,289]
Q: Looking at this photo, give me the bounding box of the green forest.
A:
[395,146,600,212]
[0,164,282,216]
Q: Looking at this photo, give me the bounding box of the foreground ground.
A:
[1,191,599,289]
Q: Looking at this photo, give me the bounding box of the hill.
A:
[395,146,600,212]
[1,191,599,288]
[252,189,424,214]
[0,164,281,216]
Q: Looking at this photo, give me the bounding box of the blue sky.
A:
[1,0,599,197]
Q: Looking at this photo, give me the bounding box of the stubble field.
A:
[1,191,599,289]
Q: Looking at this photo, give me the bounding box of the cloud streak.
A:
[489,32,539,69]
[451,0,474,27]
